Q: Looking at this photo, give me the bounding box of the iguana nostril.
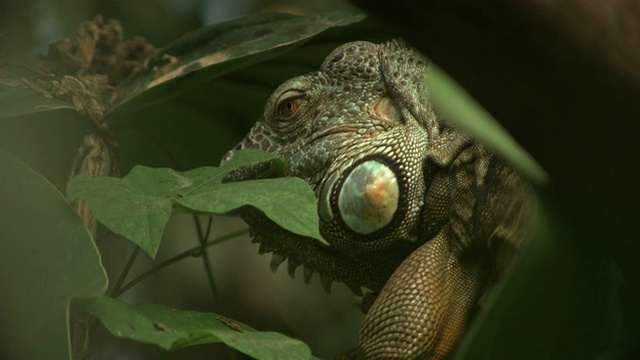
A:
[220,150,235,165]
[220,142,244,164]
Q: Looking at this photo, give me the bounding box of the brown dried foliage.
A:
[37,15,158,87]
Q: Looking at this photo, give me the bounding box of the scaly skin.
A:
[222,40,533,359]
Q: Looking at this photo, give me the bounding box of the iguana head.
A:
[222,40,461,292]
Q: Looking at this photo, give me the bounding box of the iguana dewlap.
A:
[222,40,533,360]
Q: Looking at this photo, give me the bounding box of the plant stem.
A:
[195,215,238,360]
[109,246,140,297]
[194,215,222,306]
[112,228,248,298]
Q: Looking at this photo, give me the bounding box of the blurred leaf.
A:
[428,65,548,185]
[0,80,73,118]
[426,66,619,359]
[214,331,314,360]
[0,109,84,190]
[111,94,246,172]
[113,11,366,113]
[66,149,324,258]
[0,151,107,359]
[452,196,618,360]
[109,17,388,173]
[81,296,315,359]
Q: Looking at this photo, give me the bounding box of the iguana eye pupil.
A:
[338,160,399,234]
[285,100,294,111]
[277,97,301,118]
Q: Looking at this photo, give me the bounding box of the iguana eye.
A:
[279,98,300,117]
[275,90,305,121]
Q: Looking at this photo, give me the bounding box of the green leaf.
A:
[67,174,173,259]
[214,331,313,360]
[82,296,185,350]
[0,151,107,359]
[67,149,324,258]
[113,11,367,113]
[81,296,314,359]
[428,65,549,185]
[177,177,322,242]
[110,17,388,173]
[0,80,73,118]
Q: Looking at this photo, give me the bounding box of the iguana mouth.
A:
[221,159,277,182]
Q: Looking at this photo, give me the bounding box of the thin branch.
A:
[109,246,141,297]
[112,229,248,298]
[194,215,222,306]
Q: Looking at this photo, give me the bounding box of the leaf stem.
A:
[194,215,222,306]
[112,228,248,298]
[109,246,140,297]
[194,216,237,360]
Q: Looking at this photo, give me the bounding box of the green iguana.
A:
[222,40,533,359]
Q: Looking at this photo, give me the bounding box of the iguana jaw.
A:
[220,148,409,295]
[237,206,399,295]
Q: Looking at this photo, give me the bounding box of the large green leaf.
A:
[0,80,74,118]
[66,149,324,258]
[81,296,315,359]
[0,151,107,359]
[112,11,367,113]
[428,65,548,185]
[110,17,388,174]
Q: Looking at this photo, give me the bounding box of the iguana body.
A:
[223,40,533,359]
